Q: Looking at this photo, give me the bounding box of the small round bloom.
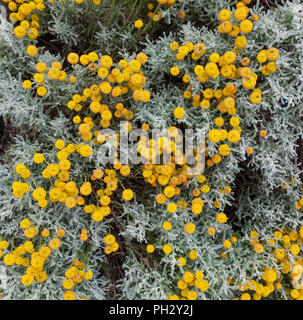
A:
[163,244,173,254]
[260,130,267,137]
[14,26,27,38]
[167,202,177,213]
[36,62,47,73]
[104,234,116,245]
[37,86,47,97]
[240,19,253,34]
[33,153,44,164]
[216,213,228,224]
[162,221,172,231]
[27,45,38,56]
[134,19,144,29]
[20,219,31,229]
[67,53,79,64]
[184,222,195,234]
[21,274,34,286]
[63,279,75,290]
[189,250,198,260]
[122,189,133,201]
[49,238,61,250]
[57,229,65,238]
[170,66,180,76]
[254,244,264,254]
[23,80,32,89]
[146,244,155,253]
[63,291,76,300]
[219,9,231,22]
[223,240,231,249]
[173,106,185,119]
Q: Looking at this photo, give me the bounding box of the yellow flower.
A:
[49,238,61,250]
[183,271,194,283]
[209,53,220,63]
[136,52,148,64]
[207,227,216,236]
[99,81,112,94]
[80,182,92,196]
[33,153,44,164]
[191,202,203,215]
[134,19,144,29]
[122,189,133,201]
[129,59,141,72]
[62,279,75,290]
[246,147,253,154]
[69,76,77,83]
[38,199,48,208]
[250,89,262,104]
[208,129,221,143]
[235,36,247,48]
[227,130,241,143]
[37,86,47,96]
[170,41,179,51]
[146,244,155,253]
[57,229,66,238]
[218,9,231,22]
[83,270,93,280]
[100,55,113,68]
[239,19,253,34]
[36,62,47,73]
[223,51,236,64]
[14,26,27,38]
[20,219,31,229]
[55,139,65,150]
[63,291,76,300]
[26,45,38,56]
[22,80,32,89]
[79,145,92,157]
[24,227,37,239]
[65,197,77,209]
[173,106,185,119]
[38,246,51,259]
[0,241,9,250]
[34,73,44,83]
[254,244,264,254]
[67,52,79,64]
[223,240,231,249]
[41,229,50,238]
[184,222,195,234]
[170,66,180,76]
[167,202,177,213]
[216,213,228,224]
[241,293,251,300]
[21,274,34,286]
[266,47,279,61]
[163,244,173,254]
[35,271,47,283]
[163,186,175,198]
[234,7,249,21]
[32,188,46,201]
[162,221,172,231]
[260,130,267,137]
[3,253,16,266]
[86,51,98,62]
[188,250,197,260]
[104,234,116,245]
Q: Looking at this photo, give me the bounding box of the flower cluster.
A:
[62,260,93,300]
[1,223,64,287]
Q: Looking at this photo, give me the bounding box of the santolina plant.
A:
[0,0,302,300]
